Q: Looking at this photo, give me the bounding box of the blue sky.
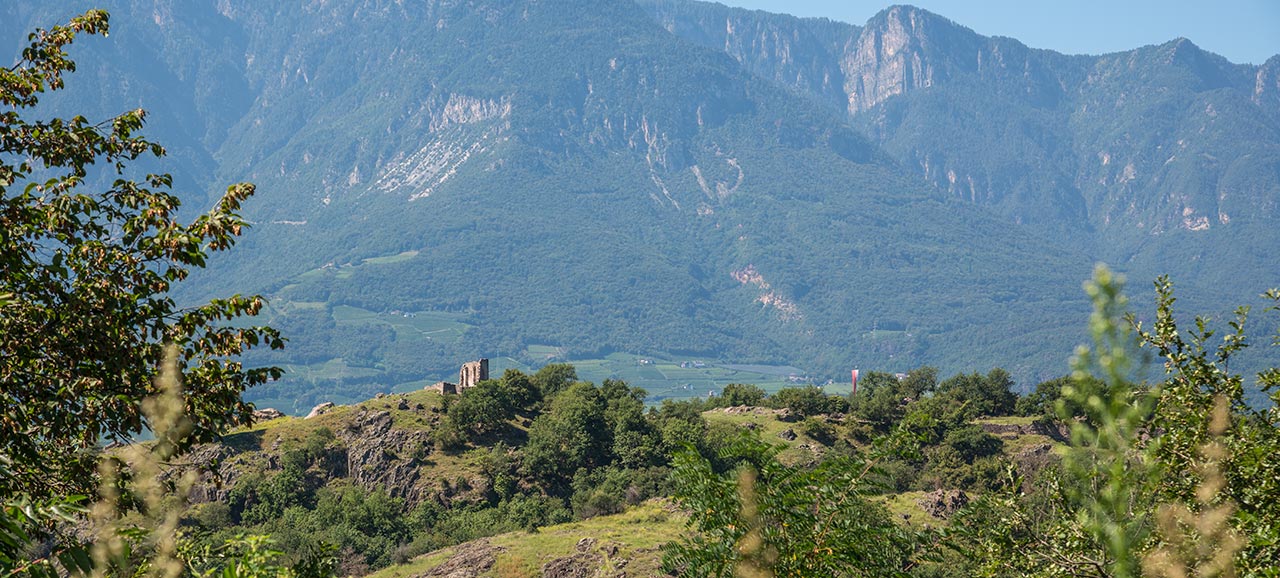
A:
[718,0,1280,65]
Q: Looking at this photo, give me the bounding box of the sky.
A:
[718,0,1280,65]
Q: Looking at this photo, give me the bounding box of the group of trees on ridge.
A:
[2,9,1280,578]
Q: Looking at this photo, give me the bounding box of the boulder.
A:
[541,539,603,578]
[917,489,969,519]
[421,539,504,578]
[252,408,285,421]
[305,402,334,419]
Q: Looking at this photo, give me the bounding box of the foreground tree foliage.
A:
[661,267,1280,577]
[0,10,282,499]
[0,11,299,578]
[663,431,922,577]
[946,267,1280,578]
[1,348,324,578]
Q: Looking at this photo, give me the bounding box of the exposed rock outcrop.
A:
[305,402,334,419]
[181,444,239,504]
[978,420,1068,441]
[419,539,505,578]
[253,408,285,421]
[541,537,628,578]
[541,552,603,578]
[178,389,498,510]
[917,489,969,519]
[338,409,434,503]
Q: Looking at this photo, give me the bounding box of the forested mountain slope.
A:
[7,1,1274,401]
[642,1,1280,309]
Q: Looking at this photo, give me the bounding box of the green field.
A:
[554,352,813,403]
[331,304,470,344]
[361,249,420,265]
[524,344,563,360]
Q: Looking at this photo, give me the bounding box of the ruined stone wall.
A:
[458,358,489,390]
[427,381,457,395]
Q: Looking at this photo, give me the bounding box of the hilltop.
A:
[169,364,1070,576]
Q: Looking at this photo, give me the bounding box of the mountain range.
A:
[5,0,1277,408]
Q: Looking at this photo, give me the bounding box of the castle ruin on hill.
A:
[427,358,489,394]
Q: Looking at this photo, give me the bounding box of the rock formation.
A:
[419,539,504,578]
[305,402,334,419]
[917,488,969,519]
[252,408,285,421]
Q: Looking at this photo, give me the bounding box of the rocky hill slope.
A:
[187,391,488,510]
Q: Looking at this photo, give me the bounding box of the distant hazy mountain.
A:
[5,1,1274,404]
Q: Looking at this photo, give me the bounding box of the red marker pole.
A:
[851,369,859,395]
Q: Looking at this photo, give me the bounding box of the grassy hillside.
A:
[366,501,682,578]
[177,362,1076,577]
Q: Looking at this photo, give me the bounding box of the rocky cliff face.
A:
[643,0,1280,307]
[644,0,852,105]
[1255,56,1280,114]
[637,1,1093,229]
[841,5,960,114]
[1065,38,1280,246]
[638,3,1081,116]
[337,407,434,503]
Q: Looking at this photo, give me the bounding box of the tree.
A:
[444,380,511,437]
[522,382,609,489]
[0,10,282,498]
[1131,277,1280,574]
[717,383,765,407]
[601,379,662,469]
[947,266,1280,577]
[531,363,578,400]
[496,368,540,410]
[768,385,847,418]
[900,366,939,398]
[848,370,914,433]
[662,431,919,577]
[935,369,1018,419]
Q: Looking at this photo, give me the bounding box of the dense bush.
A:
[768,385,849,417]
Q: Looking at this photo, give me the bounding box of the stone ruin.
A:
[427,358,489,395]
[427,381,457,395]
[459,358,489,389]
